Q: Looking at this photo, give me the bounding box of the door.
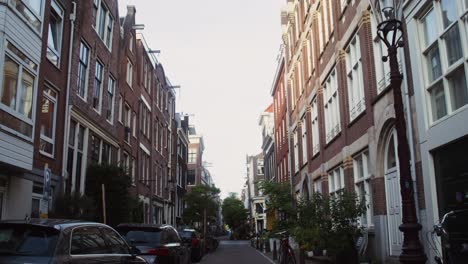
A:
[384,130,403,256]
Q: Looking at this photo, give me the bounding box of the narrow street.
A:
[199,239,274,264]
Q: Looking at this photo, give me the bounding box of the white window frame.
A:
[131,158,136,185]
[293,127,299,172]
[9,0,44,32]
[0,41,38,140]
[39,86,58,157]
[117,95,122,123]
[317,6,324,53]
[346,34,365,121]
[132,112,137,138]
[310,96,320,156]
[126,58,133,87]
[328,166,344,195]
[313,178,322,193]
[93,0,113,50]
[77,41,90,101]
[306,33,314,78]
[46,0,64,67]
[129,34,134,53]
[371,13,391,94]
[93,60,104,113]
[323,68,341,143]
[418,0,468,124]
[297,61,304,95]
[353,150,373,227]
[124,104,131,143]
[300,115,307,165]
[106,76,115,123]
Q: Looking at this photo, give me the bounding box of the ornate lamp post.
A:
[369,1,427,263]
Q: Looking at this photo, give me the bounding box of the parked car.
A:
[178,228,203,262]
[116,223,191,264]
[0,219,147,264]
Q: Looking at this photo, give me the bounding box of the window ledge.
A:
[39,150,55,159]
[347,109,366,128]
[324,131,342,148]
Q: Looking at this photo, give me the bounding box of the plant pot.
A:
[307,251,314,257]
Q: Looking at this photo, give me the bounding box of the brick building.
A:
[0,0,184,226]
[275,0,429,261]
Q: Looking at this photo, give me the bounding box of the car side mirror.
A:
[130,245,140,256]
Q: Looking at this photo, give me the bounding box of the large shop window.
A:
[0,41,37,138]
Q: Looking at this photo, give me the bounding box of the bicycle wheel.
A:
[286,246,296,264]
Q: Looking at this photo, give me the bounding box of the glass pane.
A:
[430,82,448,121]
[71,227,107,255]
[448,67,468,111]
[19,71,34,118]
[423,9,437,47]
[386,134,397,169]
[441,0,457,29]
[443,24,463,66]
[23,0,42,15]
[40,139,53,154]
[0,109,33,137]
[101,228,128,254]
[40,96,54,138]
[1,57,19,109]
[426,45,442,82]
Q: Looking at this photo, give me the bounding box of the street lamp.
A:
[369,1,427,263]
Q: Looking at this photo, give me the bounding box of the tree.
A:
[50,192,96,220]
[183,185,220,226]
[85,163,141,226]
[222,193,247,230]
[258,181,295,231]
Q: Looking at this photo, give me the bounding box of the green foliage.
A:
[183,185,220,225]
[85,163,136,226]
[291,190,366,259]
[258,181,295,231]
[222,193,248,230]
[50,192,96,220]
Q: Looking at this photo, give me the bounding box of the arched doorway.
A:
[384,129,403,256]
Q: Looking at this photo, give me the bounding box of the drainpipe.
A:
[61,1,76,193]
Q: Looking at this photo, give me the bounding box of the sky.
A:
[120,0,284,199]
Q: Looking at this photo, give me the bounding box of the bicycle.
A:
[430,209,468,264]
[276,231,296,264]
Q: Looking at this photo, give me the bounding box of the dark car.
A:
[116,223,190,264]
[0,219,147,264]
[178,229,203,262]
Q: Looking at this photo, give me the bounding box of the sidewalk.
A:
[257,246,331,264]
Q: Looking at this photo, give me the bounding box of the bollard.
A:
[299,248,305,264]
[256,237,259,249]
[273,240,277,260]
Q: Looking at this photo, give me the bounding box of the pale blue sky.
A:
[121,0,284,198]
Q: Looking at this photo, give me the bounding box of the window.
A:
[188,148,197,163]
[257,160,264,175]
[317,6,324,52]
[93,61,103,111]
[117,95,122,123]
[126,58,133,86]
[420,1,468,123]
[371,12,391,94]
[77,42,89,99]
[39,87,57,156]
[71,227,107,255]
[310,97,320,156]
[124,105,131,143]
[131,158,136,184]
[132,112,136,137]
[313,178,322,193]
[67,121,86,193]
[300,115,307,164]
[129,34,134,53]
[0,41,37,138]
[90,134,101,163]
[154,119,159,149]
[328,166,344,195]
[11,0,43,31]
[346,34,365,121]
[106,77,115,122]
[94,0,113,49]
[340,0,348,13]
[323,69,341,143]
[123,152,130,173]
[101,142,111,164]
[306,34,314,78]
[297,61,304,95]
[293,127,299,172]
[354,151,373,227]
[47,0,64,66]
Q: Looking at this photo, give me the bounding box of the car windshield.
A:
[178,230,194,239]
[0,224,59,257]
[116,227,161,245]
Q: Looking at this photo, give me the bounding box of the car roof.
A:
[117,223,173,229]
[0,218,109,230]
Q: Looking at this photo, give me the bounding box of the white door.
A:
[384,130,403,256]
